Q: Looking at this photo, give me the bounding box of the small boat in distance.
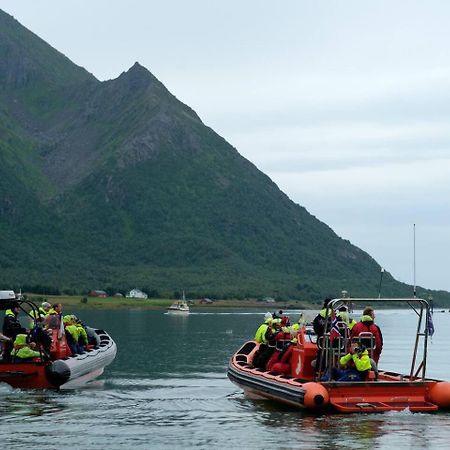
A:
[167,292,190,314]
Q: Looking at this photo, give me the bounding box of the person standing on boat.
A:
[2,302,27,338]
[253,312,275,369]
[2,302,27,361]
[312,298,332,337]
[337,306,357,331]
[312,298,333,373]
[351,307,383,364]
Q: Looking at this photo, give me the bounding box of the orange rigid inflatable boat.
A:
[228,297,450,413]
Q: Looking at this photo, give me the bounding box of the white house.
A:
[126,288,148,299]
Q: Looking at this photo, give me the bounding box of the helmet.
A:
[264,312,273,321]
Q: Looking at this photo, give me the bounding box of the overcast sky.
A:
[1,1,450,292]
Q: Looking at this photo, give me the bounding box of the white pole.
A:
[413,224,416,298]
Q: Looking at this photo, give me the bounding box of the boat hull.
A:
[167,310,190,315]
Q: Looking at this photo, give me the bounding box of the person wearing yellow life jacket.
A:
[337,306,357,331]
[64,315,85,355]
[11,334,41,362]
[330,342,372,381]
[39,302,51,318]
[2,302,27,361]
[312,298,333,337]
[253,312,275,369]
[291,312,306,332]
[2,303,27,340]
[254,312,273,344]
[74,318,88,347]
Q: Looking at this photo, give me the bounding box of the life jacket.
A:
[339,348,371,373]
[254,319,272,344]
[11,334,41,360]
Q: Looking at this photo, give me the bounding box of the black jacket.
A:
[2,313,27,339]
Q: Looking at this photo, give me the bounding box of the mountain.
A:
[0,9,448,304]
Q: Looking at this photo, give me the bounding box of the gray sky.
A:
[2,1,450,292]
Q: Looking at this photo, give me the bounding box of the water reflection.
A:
[0,389,67,418]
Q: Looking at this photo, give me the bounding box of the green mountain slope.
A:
[0,8,448,304]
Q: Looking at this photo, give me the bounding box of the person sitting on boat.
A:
[266,318,292,371]
[64,315,85,355]
[45,303,63,329]
[10,333,41,363]
[253,312,276,369]
[39,301,52,318]
[29,301,51,329]
[74,317,89,349]
[270,333,298,375]
[350,307,383,364]
[330,342,372,381]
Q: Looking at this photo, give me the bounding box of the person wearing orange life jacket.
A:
[10,334,41,362]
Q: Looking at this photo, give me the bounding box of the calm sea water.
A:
[1,307,450,449]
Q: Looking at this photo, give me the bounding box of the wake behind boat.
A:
[228,297,450,413]
[0,290,116,389]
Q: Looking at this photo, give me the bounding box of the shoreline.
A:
[22,294,317,311]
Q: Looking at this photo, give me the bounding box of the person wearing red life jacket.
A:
[350,306,383,364]
[265,317,291,371]
[270,334,298,375]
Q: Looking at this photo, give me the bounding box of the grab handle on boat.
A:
[356,402,376,409]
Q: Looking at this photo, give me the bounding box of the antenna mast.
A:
[413,223,416,298]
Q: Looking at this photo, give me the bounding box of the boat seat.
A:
[352,333,376,359]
